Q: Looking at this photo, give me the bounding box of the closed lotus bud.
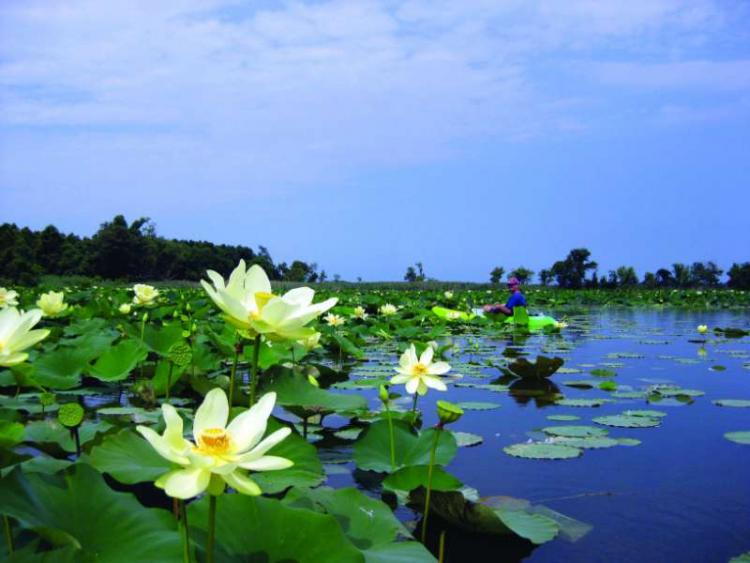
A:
[697,324,708,334]
[436,400,463,425]
[378,385,389,403]
[307,375,320,387]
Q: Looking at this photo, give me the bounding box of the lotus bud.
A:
[697,324,708,334]
[307,375,319,387]
[436,400,463,426]
[119,303,131,314]
[378,384,389,403]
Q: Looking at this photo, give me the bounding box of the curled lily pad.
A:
[593,415,660,428]
[713,400,750,408]
[724,431,750,445]
[503,443,582,460]
[542,426,608,438]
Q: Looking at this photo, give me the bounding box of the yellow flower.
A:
[36,291,68,317]
[0,308,50,367]
[0,288,19,309]
[119,303,132,314]
[555,321,568,329]
[298,331,321,351]
[201,260,337,341]
[137,389,292,499]
[379,303,397,316]
[697,324,708,334]
[444,291,454,299]
[324,313,346,327]
[390,344,450,395]
[132,284,160,306]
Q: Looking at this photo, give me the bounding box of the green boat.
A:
[432,306,559,330]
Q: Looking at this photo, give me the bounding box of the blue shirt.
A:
[505,291,527,311]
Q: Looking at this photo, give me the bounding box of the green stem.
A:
[438,530,446,563]
[180,500,191,563]
[166,362,174,401]
[207,495,217,563]
[139,314,147,379]
[3,515,13,556]
[249,334,261,407]
[227,342,240,409]
[384,401,396,471]
[411,393,419,420]
[420,428,442,544]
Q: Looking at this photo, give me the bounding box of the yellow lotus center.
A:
[250,292,275,319]
[412,363,428,376]
[197,428,232,455]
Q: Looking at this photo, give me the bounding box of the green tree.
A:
[538,269,552,286]
[551,248,598,288]
[689,261,723,287]
[728,262,750,290]
[509,266,534,284]
[489,266,505,284]
[672,263,691,288]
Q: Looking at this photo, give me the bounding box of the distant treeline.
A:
[0,215,325,285]
[488,248,750,290]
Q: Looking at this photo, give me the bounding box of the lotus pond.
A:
[1,277,749,562]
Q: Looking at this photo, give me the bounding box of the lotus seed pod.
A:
[58,403,84,428]
[436,400,463,425]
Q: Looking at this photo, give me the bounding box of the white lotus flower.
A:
[390,344,450,395]
[137,389,293,499]
[444,291,454,299]
[119,303,132,314]
[298,331,321,351]
[201,260,337,341]
[324,313,345,327]
[379,303,397,316]
[352,306,368,320]
[0,308,50,367]
[0,288,19,309]
[133,284,159,306]
[36,291,68,317]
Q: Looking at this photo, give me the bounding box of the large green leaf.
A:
[142,324,185,355]
[382,465,463,493]
[89,339,149,382]
[0,420,25,448]
[188,492,364,563]
[24,419,112,454]
[353,420,457,472]
[31,348,91,390]
[83,428,172,484]
[251,417,325,493]
[261,367,367,414]
[0,464,182,562]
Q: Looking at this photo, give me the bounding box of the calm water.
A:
[329,310,750,562]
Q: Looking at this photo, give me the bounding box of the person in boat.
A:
[483,277,526,316]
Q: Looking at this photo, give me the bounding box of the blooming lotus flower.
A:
[298,331,321,351]
[201,260,337,341]
[697,325,708,334]
[119,303,132,314]
[444,291,454,299]
[555,321,568,329]
[133,284,159,306]
[390,344,450,395]
[36,291,68,317]
[137,389,292,499]
[352,306,368,320]
[379,303,397,316]
[324,313,345,327]
[0,308,50,367]
[0,288,19,309]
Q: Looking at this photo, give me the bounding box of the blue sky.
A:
[1,0,749,282]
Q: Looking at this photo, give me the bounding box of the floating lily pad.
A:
[562,380,596,389]
[713,400,750,408]
[616,438,642,446]
[546,415,580,421]
[590,368,616,378]
[556,437,619,449]
[593,415,660,428]
[333,427,364,440]
[724,431,750,445]
[503,443,582,460]
[655,388,705,398]
[452,431,484,447]
[612,391,647,399]
[555,399,606,408]
[542,426,608,438]
[624,410,667,418]
[456,401,501,411]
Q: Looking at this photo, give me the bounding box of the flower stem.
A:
[3,515,13,556]
[180,500,191,563]
[227,341,240,409]
[438,530,446,563]
[420,427,442,544]
[249,334,262,407]
[411,393,419,421]
[166,362,174,401]
[207,495,217,563]
[384,401,396,471]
